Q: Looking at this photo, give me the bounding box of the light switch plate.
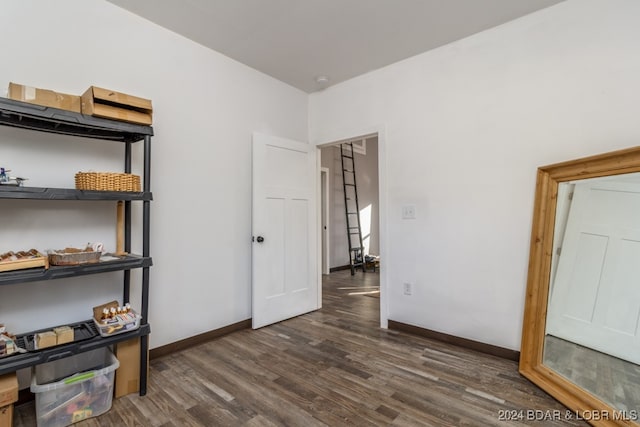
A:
[403,282,413,295]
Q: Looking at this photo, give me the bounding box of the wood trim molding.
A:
[388,320,520,361]
[149,319,251,360]
[329,265,351,272]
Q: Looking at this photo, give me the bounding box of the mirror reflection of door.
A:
[544,173,640,417]
[547,174,640,364]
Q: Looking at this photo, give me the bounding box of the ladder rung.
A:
[342,155,353,159]
[343,169,354,173]
[350,247,364,251]
[344,183,356,187]
[347,212,358,215]
[348,227,359,230]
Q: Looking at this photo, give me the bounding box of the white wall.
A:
[309,0,640,350]
[320,140,379,268]
[0,0,307,351]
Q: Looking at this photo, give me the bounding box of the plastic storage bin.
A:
[93,310,141,337]
[30,348,119,427]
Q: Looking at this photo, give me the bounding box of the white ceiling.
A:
[107,0,565,93]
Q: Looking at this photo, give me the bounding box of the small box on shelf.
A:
[81,86,152,125]
[27,322,97,351]
[0,249,49,273]
[93,301,140,337]
[35,332,57,350]
[8,82,81,113]
[53,326,73,345]
[34,325,77,349]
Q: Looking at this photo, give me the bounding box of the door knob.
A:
[256,236,265,243]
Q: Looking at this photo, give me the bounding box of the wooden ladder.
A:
[340,142,365,275]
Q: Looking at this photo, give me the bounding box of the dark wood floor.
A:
[544,334,640,414]
[14,271,586,426]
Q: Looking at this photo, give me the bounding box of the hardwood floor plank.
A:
[241,414,282,427]
[187,403,240,426]
[376,404,400,421]
[188,350,327,426]
[254,352,376,425]
[109,394,151,426]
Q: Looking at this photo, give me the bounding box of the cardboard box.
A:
[0,372,15,427]
[8,82,81,113]
[53,326,73,345]
[35,331,57,349]
[81,86,152,125]
[0,405,13,427]
[0,372,18,407]
[92,300,119,322]
[114,338,147,398]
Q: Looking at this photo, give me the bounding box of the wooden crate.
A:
[0,251,49,273]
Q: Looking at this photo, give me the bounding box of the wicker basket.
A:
[48,249,101,266]
[75,172,141,192]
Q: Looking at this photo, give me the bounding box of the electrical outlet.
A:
[402,205,416,219]
[403,282,413,295]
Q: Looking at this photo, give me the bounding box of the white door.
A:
[546,179,640,364]
[252,132,318,329]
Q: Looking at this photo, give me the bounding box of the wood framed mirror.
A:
[520,146,640,427]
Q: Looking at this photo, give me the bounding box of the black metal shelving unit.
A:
[0,255,152,287]
[0,97,152,395]
[0,186,152,201]
[0,324,151,375]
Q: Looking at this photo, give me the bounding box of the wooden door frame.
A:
[320,166,330,275]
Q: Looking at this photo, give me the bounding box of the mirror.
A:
[520,147,640,427]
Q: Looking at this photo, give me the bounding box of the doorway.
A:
[318,134,381,319]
